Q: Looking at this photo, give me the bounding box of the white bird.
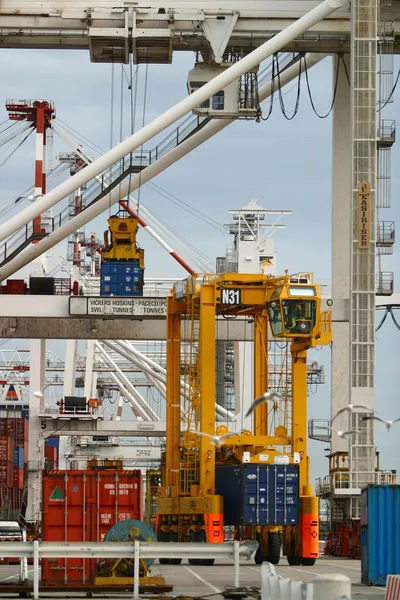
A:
[331,404,374,423]
[316,426,361,439]
[361,415,400,431]
[245,391,282,418]
[196,431,240,445]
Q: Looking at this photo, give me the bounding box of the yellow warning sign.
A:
[358,182,370,249]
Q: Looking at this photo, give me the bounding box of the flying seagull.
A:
[196,431,240,445]
[245,391,282,418]
[361,415,400,431]
[331,404,374,423]
[316,426,361,439]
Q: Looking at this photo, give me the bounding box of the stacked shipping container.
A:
[0,411,29,519]
[42,470,143,585]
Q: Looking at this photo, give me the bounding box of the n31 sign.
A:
[220,288,241,305]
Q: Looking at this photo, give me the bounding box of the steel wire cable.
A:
[303,53,342,118]
[146,181,228,235]
[136,53,149,219]
[138,202,213,271]
[261,51,276,121]
[56,119,104,155]
[375,308,389,332]
[389,307,400,331]
[0,122,31,148]
[0,128,34,170]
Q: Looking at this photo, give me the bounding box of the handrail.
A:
[0,539,257,600]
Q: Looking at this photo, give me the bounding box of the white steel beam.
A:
[0,53,328,284]
[59,339,78,469]
[66,445,162,460]
[95,342,159,421]
[26,340,46,523]
[0,0,346,246]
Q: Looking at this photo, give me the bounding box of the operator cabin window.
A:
[267,301,283,336]
[190,82,225,110]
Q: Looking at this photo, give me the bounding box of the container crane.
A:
[156,271,331,566]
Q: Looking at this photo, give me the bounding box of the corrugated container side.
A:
[0,460,13,487]
[42,470,143,585]
[100,261,144,297]
[0,436,13,461]
[215,464,300,527]
[13,446,24,468]
[12,467,24,489]
[361,485,400,586]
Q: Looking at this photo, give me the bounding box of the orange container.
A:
[42,470,143,585]
[12,467,24,489]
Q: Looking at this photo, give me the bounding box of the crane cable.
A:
[0,128,34,170]
[136,52,149,219]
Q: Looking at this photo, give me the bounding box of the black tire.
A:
[159,558,170,565]
[287,556,302,566]
[200,559,215,566]
[188,558,201,566]
[266,532,281,565]
[301,558,316,567]
[169,558,182,565]
[254,547,264,565]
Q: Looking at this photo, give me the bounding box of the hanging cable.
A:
[375,308,389,332]
[389,307,400,331]
[261,51,275,121]
[109,61,115,215]
[276,53,302,120]
[379,67,400,111]
[304,53,341,118]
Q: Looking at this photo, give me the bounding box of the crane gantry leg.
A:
[283,344,318,566]
[254,310,269,437]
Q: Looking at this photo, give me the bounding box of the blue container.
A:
[215,464,300,526]
[361,485,400,586]
[45,437,60,453]
[13,446,24,468]
[100,261,144,297]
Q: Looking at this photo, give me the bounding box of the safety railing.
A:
[0,539,257,600]
[261,562,351,600]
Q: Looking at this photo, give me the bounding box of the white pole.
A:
[0,0,345,242]
[234,540,240,588]
[33,539,39,600]
[0,53,327,281]
[133,540,140,600]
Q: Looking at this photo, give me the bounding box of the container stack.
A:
[0,385,29,520]
[44,437,59,469]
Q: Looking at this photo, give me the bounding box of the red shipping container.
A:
[42,470,143,586]
[0,419,7,436]
[0,436,13,461]
[12,467,24,489]
[6,418,28,444]
[0,460,13,487]
[6,279,25,295]
[44,446,57,463]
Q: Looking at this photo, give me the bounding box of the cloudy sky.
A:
[0,47,399,485]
